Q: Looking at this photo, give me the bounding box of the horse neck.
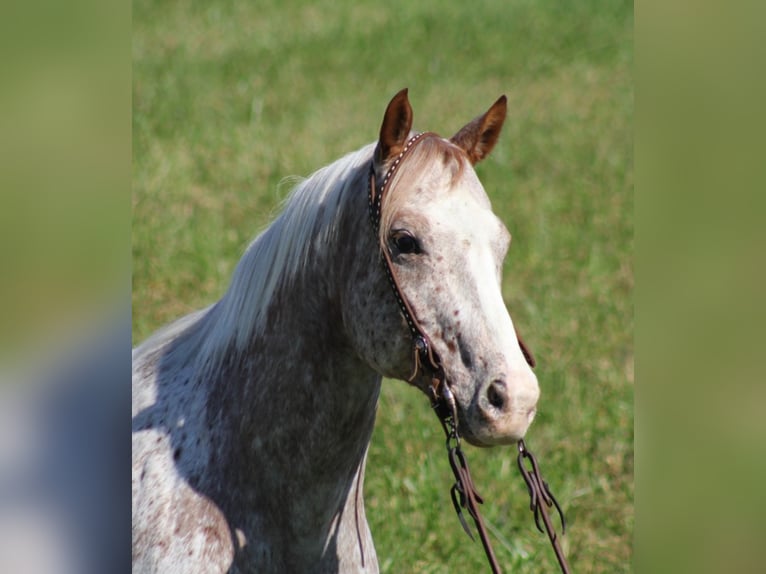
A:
[204,164,383,557]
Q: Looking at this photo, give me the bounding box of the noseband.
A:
[368,133,571,574]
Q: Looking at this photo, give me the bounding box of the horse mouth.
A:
[457,404,537,448]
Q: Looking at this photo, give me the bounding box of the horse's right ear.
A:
[374,88,413,167]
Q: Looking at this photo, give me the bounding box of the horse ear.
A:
[375,88,414,166]
[450,95,507,164]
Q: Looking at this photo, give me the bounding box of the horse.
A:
[132,89,540,573]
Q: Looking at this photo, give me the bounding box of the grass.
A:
[133,0,633,571]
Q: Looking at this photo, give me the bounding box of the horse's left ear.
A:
[450,95,507,165]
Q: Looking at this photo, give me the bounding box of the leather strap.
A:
[368,132,442,384]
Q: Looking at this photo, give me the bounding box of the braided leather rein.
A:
[368,133,571,573]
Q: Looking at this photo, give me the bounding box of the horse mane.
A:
[134,134,468,385]
[135,142,377,380]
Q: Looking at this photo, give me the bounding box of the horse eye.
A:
[391,231,420,255]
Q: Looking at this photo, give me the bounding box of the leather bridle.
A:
[368,133,572,573]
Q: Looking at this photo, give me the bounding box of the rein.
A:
[368,133,571,573]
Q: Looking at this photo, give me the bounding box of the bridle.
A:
[368,133,572,573]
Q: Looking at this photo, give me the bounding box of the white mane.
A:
[134,142,376,379]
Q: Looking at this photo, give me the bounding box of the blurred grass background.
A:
[133,0,633,571]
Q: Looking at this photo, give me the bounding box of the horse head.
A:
[353,89,540,447]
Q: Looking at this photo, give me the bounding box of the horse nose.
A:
[486,379,508,410]
[466,371,540,445]
[482,377,539,419]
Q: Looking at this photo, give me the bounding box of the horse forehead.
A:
[423,179,501,239]
[406,165,492,217]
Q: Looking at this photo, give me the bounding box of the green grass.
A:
[133,0,633,571]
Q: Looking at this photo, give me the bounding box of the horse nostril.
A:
[486,380,507,410]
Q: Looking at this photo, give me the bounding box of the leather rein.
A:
[368,133,571,573]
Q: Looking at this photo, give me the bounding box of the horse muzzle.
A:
[459,371,540,447]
